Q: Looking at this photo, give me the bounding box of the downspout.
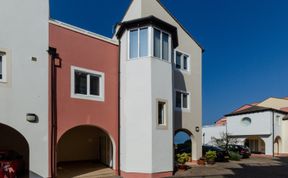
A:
[117,39,121,176]
[48,47,58,178]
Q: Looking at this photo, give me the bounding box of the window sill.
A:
[174,68,190,75]
[175,107,190,113]
[71,94,104,102]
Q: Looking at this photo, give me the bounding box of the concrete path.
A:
[169,156,288,178]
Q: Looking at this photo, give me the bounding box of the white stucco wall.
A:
[202,125,226,145]
[120,28,173,173]
[227,112,272,136]
[151,58,173,172]
[0,0,49,177]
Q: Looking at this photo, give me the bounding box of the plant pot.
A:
[197,159,205,165]
[177,164,188,170]
[207,159,215,165]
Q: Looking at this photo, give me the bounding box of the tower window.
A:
[129,27,148,59]
[157,100,167,128]
[0,52,7,82]
[175,90,190,110]
[174,51,190,71]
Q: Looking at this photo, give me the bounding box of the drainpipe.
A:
[48,47,58,178]
[272,110,275,157]
[117,40,121,176]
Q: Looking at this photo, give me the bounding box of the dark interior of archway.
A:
[57,126,113,168]
[0,124,29,176]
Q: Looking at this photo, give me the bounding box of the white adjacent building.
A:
[203,97,288,156]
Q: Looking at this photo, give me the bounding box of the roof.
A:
[49,19,119,46]
[117,0,204,52]
[116,16,179,48]
[225,105,288,117]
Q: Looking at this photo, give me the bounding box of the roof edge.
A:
[155,0,205,52]
[49,19,119,46]
[225,108,288,117]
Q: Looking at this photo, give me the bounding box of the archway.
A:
[0,123,29,176]
[244,136,265,154]
[274,136,282,155]
[56,125,115,178]
[174,129,193,162]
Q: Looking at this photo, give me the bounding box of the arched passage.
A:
[0,123,29,176]
[174,129,193,161]
[274,136,282,155]
[244,136,265,154]
[56,125,115,178]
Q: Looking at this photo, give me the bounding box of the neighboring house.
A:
[203,97,288,156]
[0,0,203,178]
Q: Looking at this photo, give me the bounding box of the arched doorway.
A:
[274,136,282,155]
[244,136,265,154]
[174,129,193,161]
[0,123,29,176]
[56,125,115,178]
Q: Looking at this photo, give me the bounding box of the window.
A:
[174,51,190,71]
[0,52,6,82]
[128,27,171,61]
[157,100,167,128]
[153,28,171,61]
[241,117,251,126]
[71,66,104,101]
[175,91,189,110]
[129,27,148,59]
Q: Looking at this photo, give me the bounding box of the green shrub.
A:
[229,151,242,161]
[176,153,190,164]
[205,150,217,161]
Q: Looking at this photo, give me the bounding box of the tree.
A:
[210,132,239,150]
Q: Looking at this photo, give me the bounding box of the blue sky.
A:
[50,0,288,130]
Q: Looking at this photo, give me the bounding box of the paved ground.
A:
[170,156,288,178]
[57,161,116,178]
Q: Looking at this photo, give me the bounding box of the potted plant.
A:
[197,156,206,165]
[205,150,217,165]
[176,153,190,170]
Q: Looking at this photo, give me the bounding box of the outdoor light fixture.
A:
[26,113,38,123]
[195,126,200,132]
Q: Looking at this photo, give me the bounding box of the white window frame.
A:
[152,27,172,62]
[175,89,190,111]
[71,66,105,101]
[174,50,190,73]
[0,52,7,83]
[156,99,168,129]
[127,26,172,62]
[128,27,150,60]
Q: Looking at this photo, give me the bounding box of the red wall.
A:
[49,23,119,168]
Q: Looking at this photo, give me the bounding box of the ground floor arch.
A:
[174,129,197,161]
[56,125,115,178]
[244,136,265,154]
[0,123,29,176]
[274,136,282,155]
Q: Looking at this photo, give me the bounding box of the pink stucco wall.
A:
[49,23,119,170]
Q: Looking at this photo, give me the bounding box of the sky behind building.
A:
[50,0,288,131]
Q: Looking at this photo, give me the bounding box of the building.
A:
[203,97,288,156]
[0,0,203,177]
